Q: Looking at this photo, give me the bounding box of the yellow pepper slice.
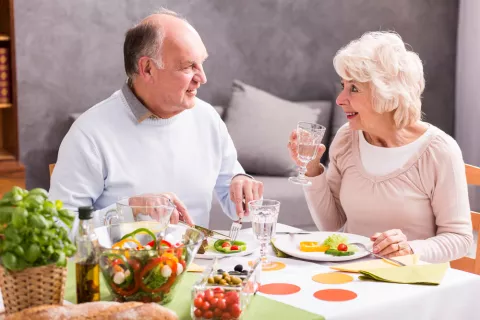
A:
[299,241,329,252]
[112,238,142,249]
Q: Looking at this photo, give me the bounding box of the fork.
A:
[349,242,406,267]
[228,218,242,241]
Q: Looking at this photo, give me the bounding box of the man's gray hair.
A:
[123,8,187,80]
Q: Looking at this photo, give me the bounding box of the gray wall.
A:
[14,0,459,189]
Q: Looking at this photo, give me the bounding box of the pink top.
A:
[304,124,473,263]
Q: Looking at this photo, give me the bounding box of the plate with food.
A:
[272,232,371,262]
[194,230,259,259]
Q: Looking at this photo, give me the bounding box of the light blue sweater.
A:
[49,85,245,234]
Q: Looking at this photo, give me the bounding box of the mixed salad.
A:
[299,234,358,256]
[99,227,190,303]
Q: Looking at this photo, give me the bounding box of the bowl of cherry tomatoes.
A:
[191,259,261,319]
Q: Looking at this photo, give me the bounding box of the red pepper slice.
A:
[140,256,178,293]
[110,271,141,296]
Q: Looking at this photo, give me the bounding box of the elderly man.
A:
[49,9,263,231]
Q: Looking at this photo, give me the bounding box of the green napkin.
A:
[358,263,449,285]
[271,239,290,258]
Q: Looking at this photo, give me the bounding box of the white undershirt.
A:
[358,126,432,176]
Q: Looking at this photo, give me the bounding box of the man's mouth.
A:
[186,89,197,96]
[346,112,358,119]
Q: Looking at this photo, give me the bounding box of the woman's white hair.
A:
[333,31,425,128]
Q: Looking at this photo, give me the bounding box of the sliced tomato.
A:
[337,243,348,251]
[230,245,239,251]
[221,242,231,248]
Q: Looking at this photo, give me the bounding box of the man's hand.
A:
[128,193,194,226]
[371,229,413,258]
[229,175,264,218]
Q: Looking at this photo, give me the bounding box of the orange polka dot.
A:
[314,289,357,302]
[259,283,301,295]
[312,272,354,284]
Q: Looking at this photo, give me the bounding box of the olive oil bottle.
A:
[75,206,100,303]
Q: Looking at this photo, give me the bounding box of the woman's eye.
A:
[351,85,358,93]
[340,83,344,89]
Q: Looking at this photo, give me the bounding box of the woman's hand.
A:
[371,229,413,258]
[287,130,326,177]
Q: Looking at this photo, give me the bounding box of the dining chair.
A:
[450,164,480,275]
[49,163,55,177]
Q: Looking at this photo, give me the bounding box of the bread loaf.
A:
[5,302,178,320]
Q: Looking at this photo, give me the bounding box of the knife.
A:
[276,231,311,235]
[192,224,232,240]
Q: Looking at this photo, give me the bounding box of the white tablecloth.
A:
[193,223,480,320]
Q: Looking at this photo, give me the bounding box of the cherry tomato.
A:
[337,243,348,251]
[216,298,227,310]
[204,289,214,301]
[214,292,225,300]
[202,301,211,311]
[230,245,239,251]
[222,242,231,248]
[194,308,203,317]
[213,287,224,293]
[204,310,214,319]
[210,297,219,308]
[230,304,242,318]
[225,291,239,305]
[222,312,232,320]
[196,291,205,300]
[194,297,204,308]
[214,308,223,317]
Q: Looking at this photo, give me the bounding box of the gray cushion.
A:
[225,80,322,176]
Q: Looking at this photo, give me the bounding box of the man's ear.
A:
[138,57,153,79]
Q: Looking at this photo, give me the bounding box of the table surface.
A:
[1,223,479,320]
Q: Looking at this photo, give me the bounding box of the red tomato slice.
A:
[337,243,348,251]
[230,245,239,251]
[221,242,231,248]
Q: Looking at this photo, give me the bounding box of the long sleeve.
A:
[303,126,349,231]
[49,123,108,236]
[213,118,246,221]
[409,135,474,263]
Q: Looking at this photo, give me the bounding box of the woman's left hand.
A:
[371,229,413,257]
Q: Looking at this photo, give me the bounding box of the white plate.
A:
[195,231,259,259]
[273,231,371,262]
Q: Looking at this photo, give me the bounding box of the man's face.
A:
[150,26,208,116]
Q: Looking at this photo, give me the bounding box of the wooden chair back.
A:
[450,164,480,275]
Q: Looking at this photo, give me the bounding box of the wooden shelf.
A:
[0,148,15,161]
[0,104,11,109]
[0,35,9,41]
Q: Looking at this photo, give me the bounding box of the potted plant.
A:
[0,186,76,314]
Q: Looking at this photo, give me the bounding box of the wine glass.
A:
[288,121,326,186]
[249,199,280,267]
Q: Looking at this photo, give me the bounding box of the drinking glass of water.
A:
[288,121,326,186]
[249,199,280,267]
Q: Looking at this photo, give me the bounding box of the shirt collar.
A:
[121,82,158,123]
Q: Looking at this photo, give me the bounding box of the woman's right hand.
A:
[288,130,327,177]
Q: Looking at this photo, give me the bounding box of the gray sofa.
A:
[208,80,347,230]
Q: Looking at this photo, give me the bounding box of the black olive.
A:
[217,269,224,274]
[241,269,248,274]
[234,264,243,272]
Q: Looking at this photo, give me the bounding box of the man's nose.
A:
[194,65,207,84]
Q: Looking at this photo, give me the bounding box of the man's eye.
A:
[351,85,358,93]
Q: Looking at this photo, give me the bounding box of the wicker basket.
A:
[0,263,67,314]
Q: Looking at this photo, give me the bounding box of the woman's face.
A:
[336,79,385,131]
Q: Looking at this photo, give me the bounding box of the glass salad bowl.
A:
[95,221,204,304]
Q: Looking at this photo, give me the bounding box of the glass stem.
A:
[260,241,268,262]
[298,165,307,179]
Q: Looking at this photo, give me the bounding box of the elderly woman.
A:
[288,31,473,263]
